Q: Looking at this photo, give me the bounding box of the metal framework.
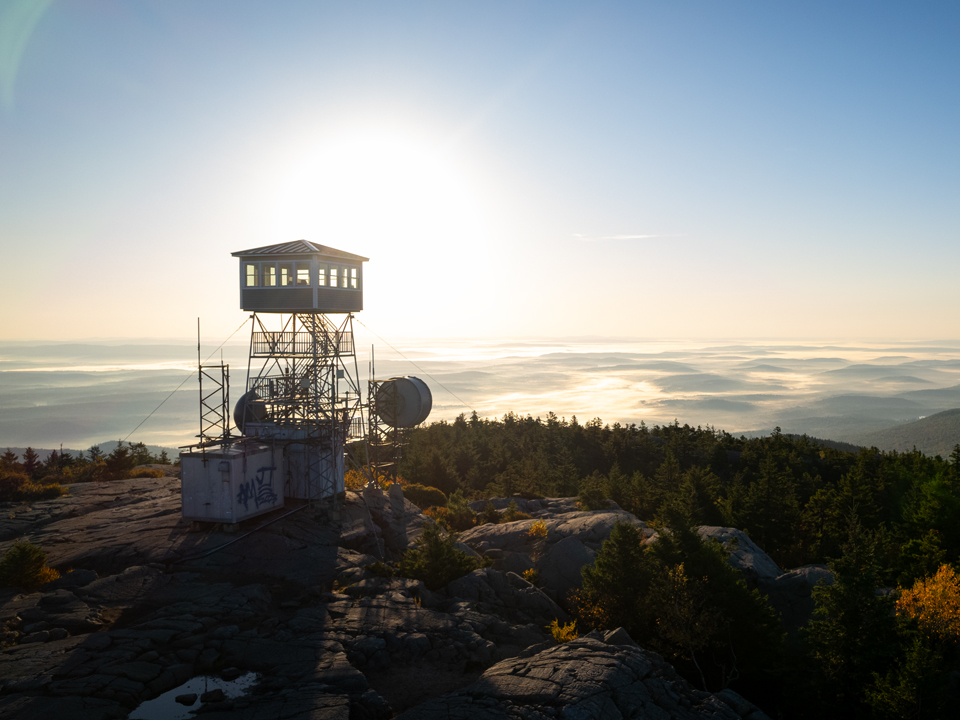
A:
[242,312,364,500]
[198,363,231,448]
[366,378,402,485]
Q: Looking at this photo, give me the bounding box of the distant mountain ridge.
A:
[852,408,960,458]
[1,441,181,462]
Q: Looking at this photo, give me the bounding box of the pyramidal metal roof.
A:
[231,240,368,262]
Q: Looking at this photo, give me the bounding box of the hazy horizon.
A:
[3,335,959,453]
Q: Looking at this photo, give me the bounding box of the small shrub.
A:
[527,518,549,561]
[527,519,548,540]
[0,541,60,590]
[446,489,477,532]
[42,464,97,484]
[523,568,541,586]
[403,483,448,511]
[0,471,28,501]
[397,522,483,591]
[548,619,578,643]
[569,588,612,631]
[0,472,66,501]
[478,501,501,526]
[502,499,531,523]
[128,468,165,479]
[21,482,67,500]
[424,505,450,529]
[344,468,369,490]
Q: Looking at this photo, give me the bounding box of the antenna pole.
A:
[197,318,202,459]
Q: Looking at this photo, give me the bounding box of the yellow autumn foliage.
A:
[897,564,960,643]
[527,519,548,540]
[343,467,401,490]
[547,619,578,643]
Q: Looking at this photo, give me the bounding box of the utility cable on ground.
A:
[170,504,310,565]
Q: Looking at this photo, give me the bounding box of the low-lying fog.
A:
[2,337,959,453]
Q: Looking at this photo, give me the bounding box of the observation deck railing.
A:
[251,330,354,358]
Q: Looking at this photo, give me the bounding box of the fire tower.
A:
[231,240,367,501]
[180,240,368,524]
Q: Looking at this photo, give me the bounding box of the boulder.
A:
[342,487,429,556]
[397,636,768,719]
[500,551,534,576]
[467,497,544,515]
[42,569,98,591]
[77,566,170,607]
[547,509,645,550]
[459,507,646,557]
[339,493,383,556]
[537,536,595,600]
[692,528,831,634]
[696,527,782,586]
[603,627,637,647]
[761,564,833,635]
[343,576,435,607]
[445,568,568,626]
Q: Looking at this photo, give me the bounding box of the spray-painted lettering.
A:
[236,465,279,511]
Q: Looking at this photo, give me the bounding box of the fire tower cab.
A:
[232,240,368,314]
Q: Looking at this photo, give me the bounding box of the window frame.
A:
[245,263,260,287]
[295,262,311,286]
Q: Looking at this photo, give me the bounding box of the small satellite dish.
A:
[233,390,268,434]
[375,377,432,428]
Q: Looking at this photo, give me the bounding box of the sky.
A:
[1,1,958,343]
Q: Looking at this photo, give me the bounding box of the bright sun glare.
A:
[272,130,485,260]
[266,128,494,328]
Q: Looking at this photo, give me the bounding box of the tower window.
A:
[279,263,294,287]
[349,267,358,289]
[263,264,277,287]
[245,264,259,287]
[296,263,310,285]
[329,267,338,288]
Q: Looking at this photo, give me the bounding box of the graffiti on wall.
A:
[236,465,279,511]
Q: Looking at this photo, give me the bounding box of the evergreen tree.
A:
[1,448,21,471]
[664,465,723,527]
[738,456,801,564]
[129,442,153,466]
[22,447,40,477]
[104,441,132,479]
[804,516,896,716]
[579,521,651,634]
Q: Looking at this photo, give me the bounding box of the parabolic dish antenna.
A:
[374,376,432,428]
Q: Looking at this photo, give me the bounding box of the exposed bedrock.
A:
[0,481,800,719]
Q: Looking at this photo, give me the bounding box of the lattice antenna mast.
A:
[196,318,231,454]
